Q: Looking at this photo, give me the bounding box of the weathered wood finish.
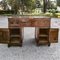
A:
[34,18,50,28]
[8,18,50,27]
[35,28,59,46]
[8,18,23,47]
[0,28,9,43]
[49,29,59,43]
[0,18,59,46]
[35,28,50,46]
[0,28,58,44]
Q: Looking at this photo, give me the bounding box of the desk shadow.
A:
[23,38,36,47]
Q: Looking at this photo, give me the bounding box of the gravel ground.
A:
[0,27,60,60]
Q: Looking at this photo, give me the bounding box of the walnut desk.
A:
[7,18,59,46]
[0,17,59,47]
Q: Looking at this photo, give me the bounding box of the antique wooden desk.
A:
[0,17,59,47]
[8,17,59,47]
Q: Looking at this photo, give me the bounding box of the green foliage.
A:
[1,0,7,10]
[6,0,20,14]
[57,0,60,6]
[0,10,14,14]
[47,0,57,9]
[23,0,36,12]
[6,0,36,14]
[47,9,58,17]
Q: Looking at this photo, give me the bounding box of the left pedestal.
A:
[8,18,23,47]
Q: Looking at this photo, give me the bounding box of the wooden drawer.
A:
[8,18,20,27]
[19,18,32,27]
[0,29,9,43]
[34,18,50,28]
[49,29,58,43]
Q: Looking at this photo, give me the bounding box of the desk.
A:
[7,18,58,46]
[0,17,59,46]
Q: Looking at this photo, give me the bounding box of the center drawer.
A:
[19,18,32,27]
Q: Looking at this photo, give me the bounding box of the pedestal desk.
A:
[0,17,59,47]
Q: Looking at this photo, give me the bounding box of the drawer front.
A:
[20,22,32,27]
[49,29,58,43]
[0,29,9,43]
[8,18,20,27]
[35,18,50,28]
[19,18,32,27]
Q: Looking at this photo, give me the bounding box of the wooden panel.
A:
[8,28,23,47]
[49,29,59,43]
[0,29,9,43]
[8,18,50,27]
[35,28,59,45]
[34,18,50,28]
[19,18,35,27]
[8,18,24,46]
[8,18,32,27]
[35,28,50,46]
[8,18,20,27]
[19,18,28,27]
